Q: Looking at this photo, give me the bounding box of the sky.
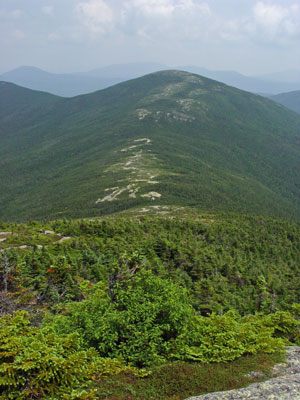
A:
[1,0,300,75]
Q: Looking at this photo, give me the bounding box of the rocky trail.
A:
[0,230,72,252]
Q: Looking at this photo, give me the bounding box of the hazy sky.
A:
[1,0,300,75]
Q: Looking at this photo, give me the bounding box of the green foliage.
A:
[174,311,285,363]
[0,312,143,400]
[44,269,290,368]
[2,213,300,397]
[44,270,194,367]
[0,311,96,399]
[4,213,300,315]
[260,311,300,341]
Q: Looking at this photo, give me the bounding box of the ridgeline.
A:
[1,70,300,221]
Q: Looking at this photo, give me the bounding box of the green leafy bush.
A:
[44,269,289,368]
[45,270,194,367]
[260,311,300,342]
[176,311,285,363]
[0,312,143,400]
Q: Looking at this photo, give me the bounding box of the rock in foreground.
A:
[186,347,300,400]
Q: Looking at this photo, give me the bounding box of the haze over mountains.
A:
[0,66,123,98]
[1,63,300,97]
[80,62,167,79]
[257,70,300,83]
[177,66,300,96]
[1,70,300,221]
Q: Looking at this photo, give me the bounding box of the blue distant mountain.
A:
[1,63,300,97]
[269,90,300,115]
[0,66,122,97]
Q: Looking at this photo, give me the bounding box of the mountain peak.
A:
[1,71,300,221]
[15,65,45,72]
[1,66,52,80]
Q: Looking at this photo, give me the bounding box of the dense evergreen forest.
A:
[1,210,300,399]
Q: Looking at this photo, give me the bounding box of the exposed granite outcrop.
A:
[186,347,300,400]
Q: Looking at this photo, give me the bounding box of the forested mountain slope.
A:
[1,70,300,221]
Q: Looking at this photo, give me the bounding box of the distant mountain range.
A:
[0,66,123,97]
[269,90,300,115]
[1,63,300,97]
[1,70,300,221]
[178,66,300,96]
